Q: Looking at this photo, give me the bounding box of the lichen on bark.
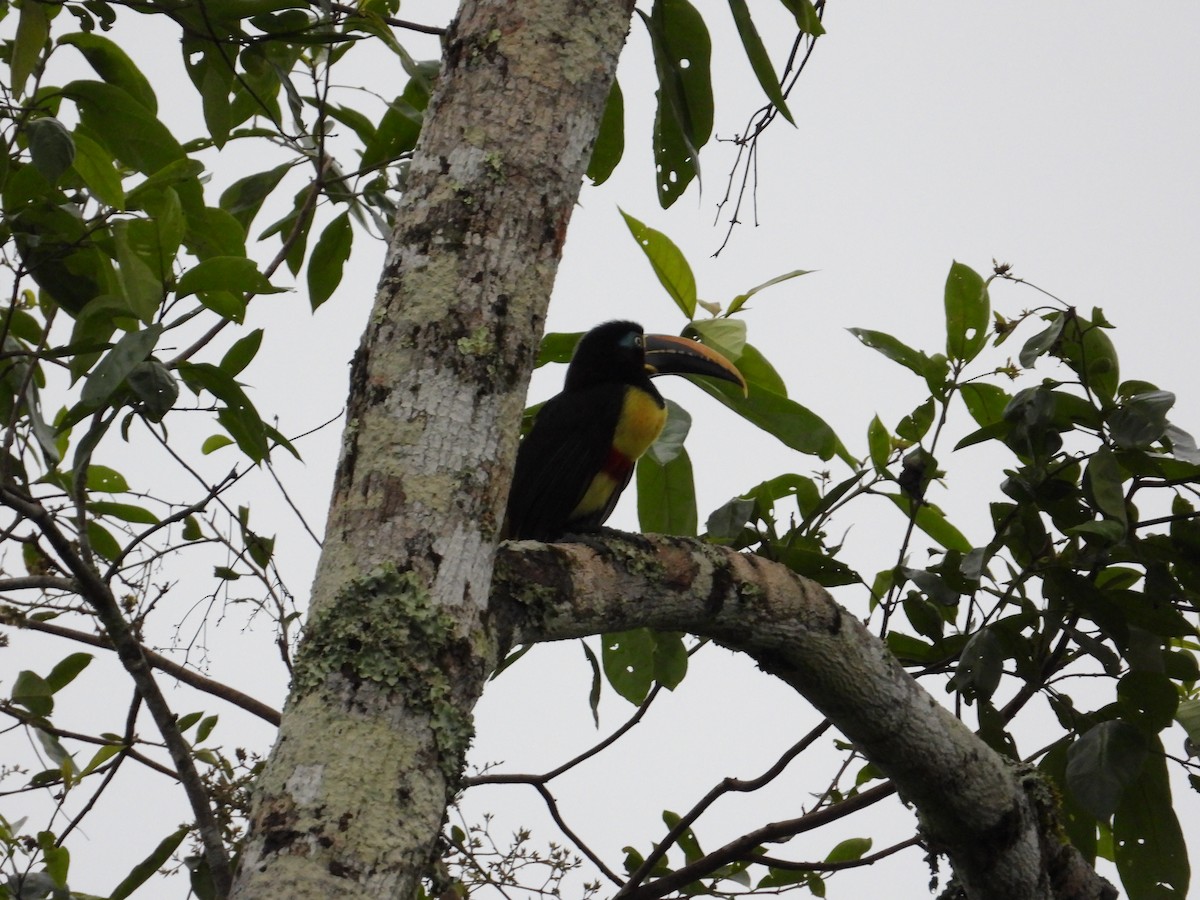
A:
[291,564,475,783]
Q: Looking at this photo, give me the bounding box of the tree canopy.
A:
[0,2,1197,899]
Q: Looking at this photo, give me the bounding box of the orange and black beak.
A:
[643,334,747,395]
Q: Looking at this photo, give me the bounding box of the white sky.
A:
[3,3,1199,898]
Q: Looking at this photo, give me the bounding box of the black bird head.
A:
[564,320,746,394]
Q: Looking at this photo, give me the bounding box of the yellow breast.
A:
[612,386,667,461]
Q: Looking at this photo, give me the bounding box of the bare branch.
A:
[9,615,281,726]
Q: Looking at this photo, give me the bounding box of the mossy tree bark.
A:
[229,2,634,897]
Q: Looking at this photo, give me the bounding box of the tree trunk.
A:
[229,2,633,897]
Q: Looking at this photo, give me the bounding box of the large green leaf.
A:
[11,0,50,97]
[587,79,625,186]
[80,325,163,409]
[698,377,844,461]
[637,448,697,536]
[1066,720,1148,821]
[307,211,353,310]
[727,0,793,123]
[1056,311,1120,404]
[26,118,76,185]
[62,80,185,176]
[109,827,190,900]
[641,0,713,207]
[620,209,697,318]
[885,493,972,552]
[59,32,158,112]
[1113,739,1190,900]
[944,261,989,363]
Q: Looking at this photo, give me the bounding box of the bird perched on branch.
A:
[504,320,746,541]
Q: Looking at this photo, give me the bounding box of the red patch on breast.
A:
[602,446,634,480]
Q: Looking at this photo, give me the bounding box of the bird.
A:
[504,320,746,540]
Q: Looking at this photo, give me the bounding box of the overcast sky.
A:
[4,3,1199,898]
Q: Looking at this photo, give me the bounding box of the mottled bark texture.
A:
[229,2,634,897]
[490,535,1117,900]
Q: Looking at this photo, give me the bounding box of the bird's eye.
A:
[634,335,643,348]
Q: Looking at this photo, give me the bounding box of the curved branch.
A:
[616,719,832,896]
[490,535,1116,900]
[9,616,281,726]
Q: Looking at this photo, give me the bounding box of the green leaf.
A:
[1040,740,1097,864]
[1082,446,1127,526]
[686,318,745,363]
[59,32,158,112]
[949,628,1003,703]
[201,434,234,454]
[602,628,656,705]
[63,80,185,177]
[307,211,353,310]
[80,325,162,409]
[896,398,935,442]
[87,520,122,561]
[1057,311,1120,403]
[867,414,890,470]
[734,342,787,396]
[959,382,1011,427]
[780,0,826,35]
[1108,390,1174,450]
[1067,720,1148,821]
[45,653,93,692]
[1019,313,1065,367]
[706,495,756,540]
[125,159,205,211]
[27,118,76,185]
[12,0,50,96]
[641,0,713,207]
[113,221,163,322]
[109,827,189,900]
[886,493,972,552]
[13,670,54,716]
[220,329,264,378]
[587,79,624,186]
[847,328,930,378]
[825,837,872,863]
[86,465,130,492]
[1117,671,1178,734]
[728,0,794,124]
[637,448,697,536]
[183,36,235,148]
[620,210,697,318]
[581,641,602,727]
[726,269,811,317]
[646,399,691,465]
[195,714,219,743]
[1113,739,1190,900]
[126,359,178,422]
[177,256,283,300]
[697,379,845,462]
[89,500,160,525]
[652,632,688,690]
[39,833,69,887]
[944,261,989,363]
[68,128,123,209]
[220,162,292,232]
[182,516,203,541]
[180,362,270,462]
